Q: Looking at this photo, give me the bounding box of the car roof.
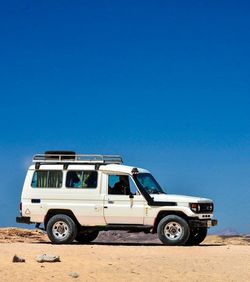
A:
[99,164,149,174]
[28,164,150,174]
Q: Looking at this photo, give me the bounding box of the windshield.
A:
[135,173,166,194]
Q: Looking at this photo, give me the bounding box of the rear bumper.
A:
[189,219,218,228]
[16,216,31,224]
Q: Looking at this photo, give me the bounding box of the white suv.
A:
[16,151,218,246]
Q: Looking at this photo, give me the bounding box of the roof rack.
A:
[33,153,123,165]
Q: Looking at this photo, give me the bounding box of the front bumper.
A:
[16,216,31,224]
[189,219,218,228]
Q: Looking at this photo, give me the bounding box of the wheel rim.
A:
[52,221,69,239]
[164,221,183,240]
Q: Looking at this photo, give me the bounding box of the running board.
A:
[105,224,153,233]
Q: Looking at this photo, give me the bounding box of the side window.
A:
[108,175,139,195]
[66,171,98,188]
[31,170,62,188]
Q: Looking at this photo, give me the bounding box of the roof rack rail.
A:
[33,153,123,165]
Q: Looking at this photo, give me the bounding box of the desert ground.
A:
[0,228,249,282]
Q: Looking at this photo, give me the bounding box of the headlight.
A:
[190,203,213,213]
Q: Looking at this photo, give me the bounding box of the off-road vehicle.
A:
[16,151,217,245]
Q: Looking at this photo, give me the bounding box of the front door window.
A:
[108,175,139,195]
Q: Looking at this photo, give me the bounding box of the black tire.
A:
[157,215,190,246]
[185,228,207,246]
[75,230,99,243]
[46,214,77,244]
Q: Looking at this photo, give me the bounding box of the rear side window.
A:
[66,171,98,188]
[31,170,63,188]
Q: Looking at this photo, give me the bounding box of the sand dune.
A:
[0,228,249,281]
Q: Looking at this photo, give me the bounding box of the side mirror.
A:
[129,193,134,199]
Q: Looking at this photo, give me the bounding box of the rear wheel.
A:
[157,215,190,246]
[75,230,99,243]
[185,228,207,245]
[46,214,77,244]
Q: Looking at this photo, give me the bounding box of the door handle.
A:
[108,200,114,204]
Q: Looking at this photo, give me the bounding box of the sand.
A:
[0,228,249,282]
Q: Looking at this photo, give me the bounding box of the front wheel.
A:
[46,214,77,244]
[185,228,207,246]
[157,215,190,246]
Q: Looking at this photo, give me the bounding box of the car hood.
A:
[151,194,212,203]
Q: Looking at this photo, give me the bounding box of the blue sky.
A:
[0,0,249,233]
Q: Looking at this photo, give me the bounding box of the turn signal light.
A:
[190,203,198,213]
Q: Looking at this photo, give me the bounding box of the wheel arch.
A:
[44,209,80,229]
[153,211,189,233]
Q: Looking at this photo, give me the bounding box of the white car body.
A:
[17,152,218,245]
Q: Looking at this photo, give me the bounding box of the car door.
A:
[103,174,145,224]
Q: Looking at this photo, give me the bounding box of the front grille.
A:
[199,203,213,213]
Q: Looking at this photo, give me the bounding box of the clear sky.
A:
[0,1,249,233]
